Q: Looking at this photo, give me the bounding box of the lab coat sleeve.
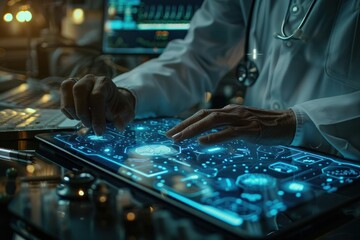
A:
[113,0,250,118]
[291,90,360,161]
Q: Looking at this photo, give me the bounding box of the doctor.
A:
[60,0,360,160]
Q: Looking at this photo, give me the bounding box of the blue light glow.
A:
[207,147,222,153]
[269,162,298,173]
[236,173,276,190]
[165,190,243,226]
[134,144,177,156]
[50,117,360,235]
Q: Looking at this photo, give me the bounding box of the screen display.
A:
[36,118,360,238]
[102,0,203,54]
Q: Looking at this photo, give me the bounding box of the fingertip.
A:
[113,118,126,132]
[198,135,210,145]
[171,132,183,143]
[165,129,174,138]
[92,124,106,136]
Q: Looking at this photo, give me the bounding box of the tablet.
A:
[35,118,360,239]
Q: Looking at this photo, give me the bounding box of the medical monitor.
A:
[102,0,203,55]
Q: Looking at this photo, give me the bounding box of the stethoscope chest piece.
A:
[236,59,259,87]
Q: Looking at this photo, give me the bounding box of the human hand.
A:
[60,74,135,135]
[166,104,296,145]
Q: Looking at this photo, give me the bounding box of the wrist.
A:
[283,109,296,145]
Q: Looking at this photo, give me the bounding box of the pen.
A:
[0,147,34,164]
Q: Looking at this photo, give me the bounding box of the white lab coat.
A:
[113,0,360,160]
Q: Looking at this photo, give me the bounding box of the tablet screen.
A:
[36,118,360,238]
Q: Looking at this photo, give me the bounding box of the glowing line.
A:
[207,147,221,152]
[181,175,199,182]
[165,190,243,226]
[168,157,190,167]
[225,178,232,187]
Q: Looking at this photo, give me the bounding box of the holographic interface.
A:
[41,118,360,233]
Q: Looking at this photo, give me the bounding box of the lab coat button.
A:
[272,102,281,110]
[285,41,293,47]
[291,5,299,14]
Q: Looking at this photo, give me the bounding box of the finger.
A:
[166,109,217,137]
[89,77,107,135]
[73,75,95,127]
[198,121,262,144]
[60,78,78,120]
[171,112,237,143]
[112,98,135,131]
[113,115,126,131]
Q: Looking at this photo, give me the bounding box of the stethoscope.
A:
[236,0,317,87]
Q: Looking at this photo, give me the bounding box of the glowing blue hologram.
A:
[128,144,180,157]
[206,147,223,153]
[322,165,360,179]
[48,117,360,234]
[293,154,323,165]
[86,134,115,142]
[181,174,199,182]
[102,146,114,156]
[157,174,211,197]
[194,146,226,155]
[236,148,251,155]
[77,146,97,154]
[135,126,146,130]
[213,197,261,221]
[241,193,262,202]
[236,173,277,191]
[277,190,285,196]
[257,146,286,156]
[135,144,172,156]
[165,191,244,226]
[283,181,308,193]
[326,178,333,182]
[194,167,219,178]
[288,182,304,191]
[265,200,287,217]
[269,162,299,174]
[214,178,238,191]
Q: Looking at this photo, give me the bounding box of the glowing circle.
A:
[283,181,308,193]
[236,173,276,190]
[3,13,13,22]
[134,144,176,156]
[72,8,85,24]
[16,10,32,22]
[288,182,304,192]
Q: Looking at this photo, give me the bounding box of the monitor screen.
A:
[102,0,203,55]
[36,118,360,238]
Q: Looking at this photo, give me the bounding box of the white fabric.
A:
[114,0,360,160]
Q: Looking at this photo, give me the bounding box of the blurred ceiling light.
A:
[72,8,85,25]
[3,13,13,22]
[16,10,32,22]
